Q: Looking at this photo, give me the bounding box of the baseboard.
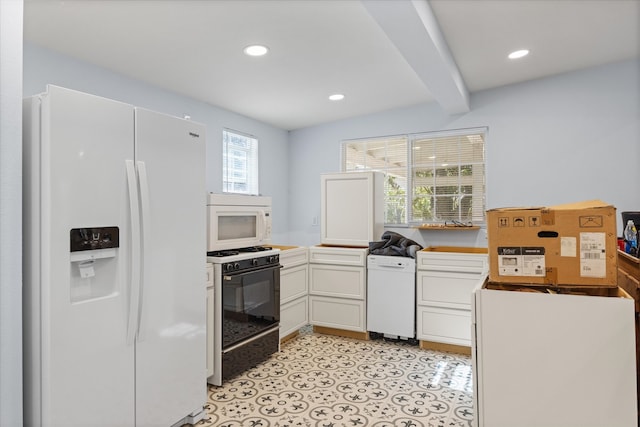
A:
[419,340,471,356]
[313,325,369,341]
[280,330,299,345]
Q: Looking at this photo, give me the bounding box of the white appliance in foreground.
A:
[207,193,272,251]
[367,255,416,340]
[321,171,384,247]
[472,279,637,427]
[23,85,207,427]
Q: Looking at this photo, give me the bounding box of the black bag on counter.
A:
[369,231,423,258]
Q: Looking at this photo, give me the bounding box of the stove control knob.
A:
[225,263,233,272]
[233,262,240,270]
[268,256,277,264]
[251,258,259,266]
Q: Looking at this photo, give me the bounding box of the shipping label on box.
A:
[497,247,546,277]
[579,232,607,278]
[487,200,617,287]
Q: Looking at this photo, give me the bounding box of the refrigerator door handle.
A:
[125,159,142,345]
[136,160,151,341]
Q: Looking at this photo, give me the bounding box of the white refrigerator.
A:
[23,85,207,427]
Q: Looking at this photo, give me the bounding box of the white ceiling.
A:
[23,0,639,131]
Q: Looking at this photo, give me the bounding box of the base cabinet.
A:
[473,282,637,427]
[206,263,214,378]
[309,295,366,331]
[278,246,309,340]
[416,247,487,347]
[417,306,471,346]
[308,246,368,332]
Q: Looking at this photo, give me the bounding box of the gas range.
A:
[206,245,281,386]
[206,246,280,272]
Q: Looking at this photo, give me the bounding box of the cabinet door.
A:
[206,287,214,378]
[320,172,383,247]
[309,295,366,332]
[281,264,308,304]
[309,264,366,299]
[280,297,308,339]
[417,271,482,309]
[206,264,214,378]
[417,306,471,346]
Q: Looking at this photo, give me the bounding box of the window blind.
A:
[223,129,259,195]
[342,128,486,225]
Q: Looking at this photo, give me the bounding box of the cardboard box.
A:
[487,200,617,287]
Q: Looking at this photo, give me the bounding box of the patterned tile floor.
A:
[194,327,474,427]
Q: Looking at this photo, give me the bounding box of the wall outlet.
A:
[312,216,318,226]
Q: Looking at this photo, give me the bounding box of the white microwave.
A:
[207,193,272,251]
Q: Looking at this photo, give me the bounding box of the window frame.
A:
[222,128,259,195]
[341,127,487,226]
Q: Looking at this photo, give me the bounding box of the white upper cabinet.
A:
[320,172,384,247]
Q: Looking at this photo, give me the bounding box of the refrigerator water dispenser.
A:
[69,227,119,303]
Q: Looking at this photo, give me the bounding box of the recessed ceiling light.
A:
[243,45,269,57]
[508,49,529,59]
[328,94,345,101]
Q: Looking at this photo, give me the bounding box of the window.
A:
[223,129,259,195]
[342,128,486,225]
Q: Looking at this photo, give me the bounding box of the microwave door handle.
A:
[261,210,267,240]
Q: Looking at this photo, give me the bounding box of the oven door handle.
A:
[223,263,281,280]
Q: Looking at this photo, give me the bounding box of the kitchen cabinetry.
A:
[206,263,214,378]
[472,281,636,427]
[617,249,640,422]
[416,247,488,352]
[278,246,309,341]
[309,246,368,336]
[320,172,384,247]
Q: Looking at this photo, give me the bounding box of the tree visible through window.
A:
[342,128,486,225]
[223,129,259,195]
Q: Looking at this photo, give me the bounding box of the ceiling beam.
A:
[362,0,470,115]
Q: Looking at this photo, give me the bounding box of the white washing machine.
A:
[367,255,416,340]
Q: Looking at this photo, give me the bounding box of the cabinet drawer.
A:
[280,297,308,339]
[417,306,471,346]
[309,296,366,332]
[309,264,366,299]
[417,251,488,273]
[279,247,308,268]
[309,246,368,266]
[417,271,482,309]
[281,264,308,304]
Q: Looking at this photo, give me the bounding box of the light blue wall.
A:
[24,43,640,248]
[23,42,291,243]
[289,59,640,247]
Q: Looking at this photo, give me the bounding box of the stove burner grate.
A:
[207,250,240,257]
[207,246,273,258]
[238,246,272,252]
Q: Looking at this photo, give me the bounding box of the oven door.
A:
[207,206,272,251]
[221,264,280,349]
